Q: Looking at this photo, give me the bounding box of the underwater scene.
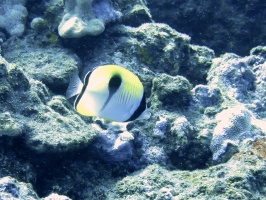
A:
[0,0,266,199]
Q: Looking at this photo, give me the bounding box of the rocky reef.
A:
[0,0,28,37]
[0,0,266,199]
[147,0,266,56]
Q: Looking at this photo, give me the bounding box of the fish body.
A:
[66,65,150,122]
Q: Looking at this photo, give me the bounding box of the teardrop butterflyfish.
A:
[66,65,151,122]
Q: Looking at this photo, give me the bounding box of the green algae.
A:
[0,112,24,136]
[139,47,153,66]
[8,65,30,91]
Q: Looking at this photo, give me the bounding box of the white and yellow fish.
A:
[66,65,150,122]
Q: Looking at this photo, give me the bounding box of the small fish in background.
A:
[66,65,151,122]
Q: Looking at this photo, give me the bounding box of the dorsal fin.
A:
[66,72,83,99]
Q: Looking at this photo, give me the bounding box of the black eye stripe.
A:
[124,91,146,122]
[74,71,92,110]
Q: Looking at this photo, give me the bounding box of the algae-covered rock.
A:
[30,17,46,31]
[2,38,79,93]
[203,50,266,162]
[250,45,266,58]
[26,94,97,153]
[0,0,28,37]
[0,57,12,101]
[81,23,190,78]
[110,150,266,199]
[151,73,192,110]
[0,55,97,153]
[207,51,266,118]
[90,122,134,163]
[0,112,24,137]
[120,3,152,27]
[42,0,65,29]
[162,115,212,170]
[1,1,266,199]
[8,63,30,91]
[181,44,215,85]
[208,53,256,103]
[0,137,37,184]
[0,176,69,200]
[191,85,223,114]
[112,23,191,75]
[167,116,194,152]
[148,0,266,56]
[0,176,39,200]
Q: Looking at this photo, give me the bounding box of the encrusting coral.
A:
[0,0,28,37]
[210,106,258,161]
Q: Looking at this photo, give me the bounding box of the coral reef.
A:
[147,0,266,56]
[0,176,39,200]
[210,106,253,161]
[0,54,97,153]
[2,37,79,92]
[191,85,223,110]
[151,73,192,110]
[207,49,266,118]
[110,151,266,199]
[0,0,266,199]
[90,121,134,163]
[0,0,28,37]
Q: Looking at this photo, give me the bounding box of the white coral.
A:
[58,0,104,38]
[210,106,253,160]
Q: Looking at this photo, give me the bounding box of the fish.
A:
[66,65,151,122]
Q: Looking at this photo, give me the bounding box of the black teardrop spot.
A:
[99,74,122,112]
[109,74,122,92]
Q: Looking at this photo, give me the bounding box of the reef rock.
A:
[0,0,28,37]
[0,54,97,153]
[0,1,266,199]
[0,176,39,200]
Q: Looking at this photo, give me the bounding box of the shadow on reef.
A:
[168,142,212,171]
[147,0,266,56]
[60,23,118,60]
[0,134,141,199]
[0,126,214,199]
